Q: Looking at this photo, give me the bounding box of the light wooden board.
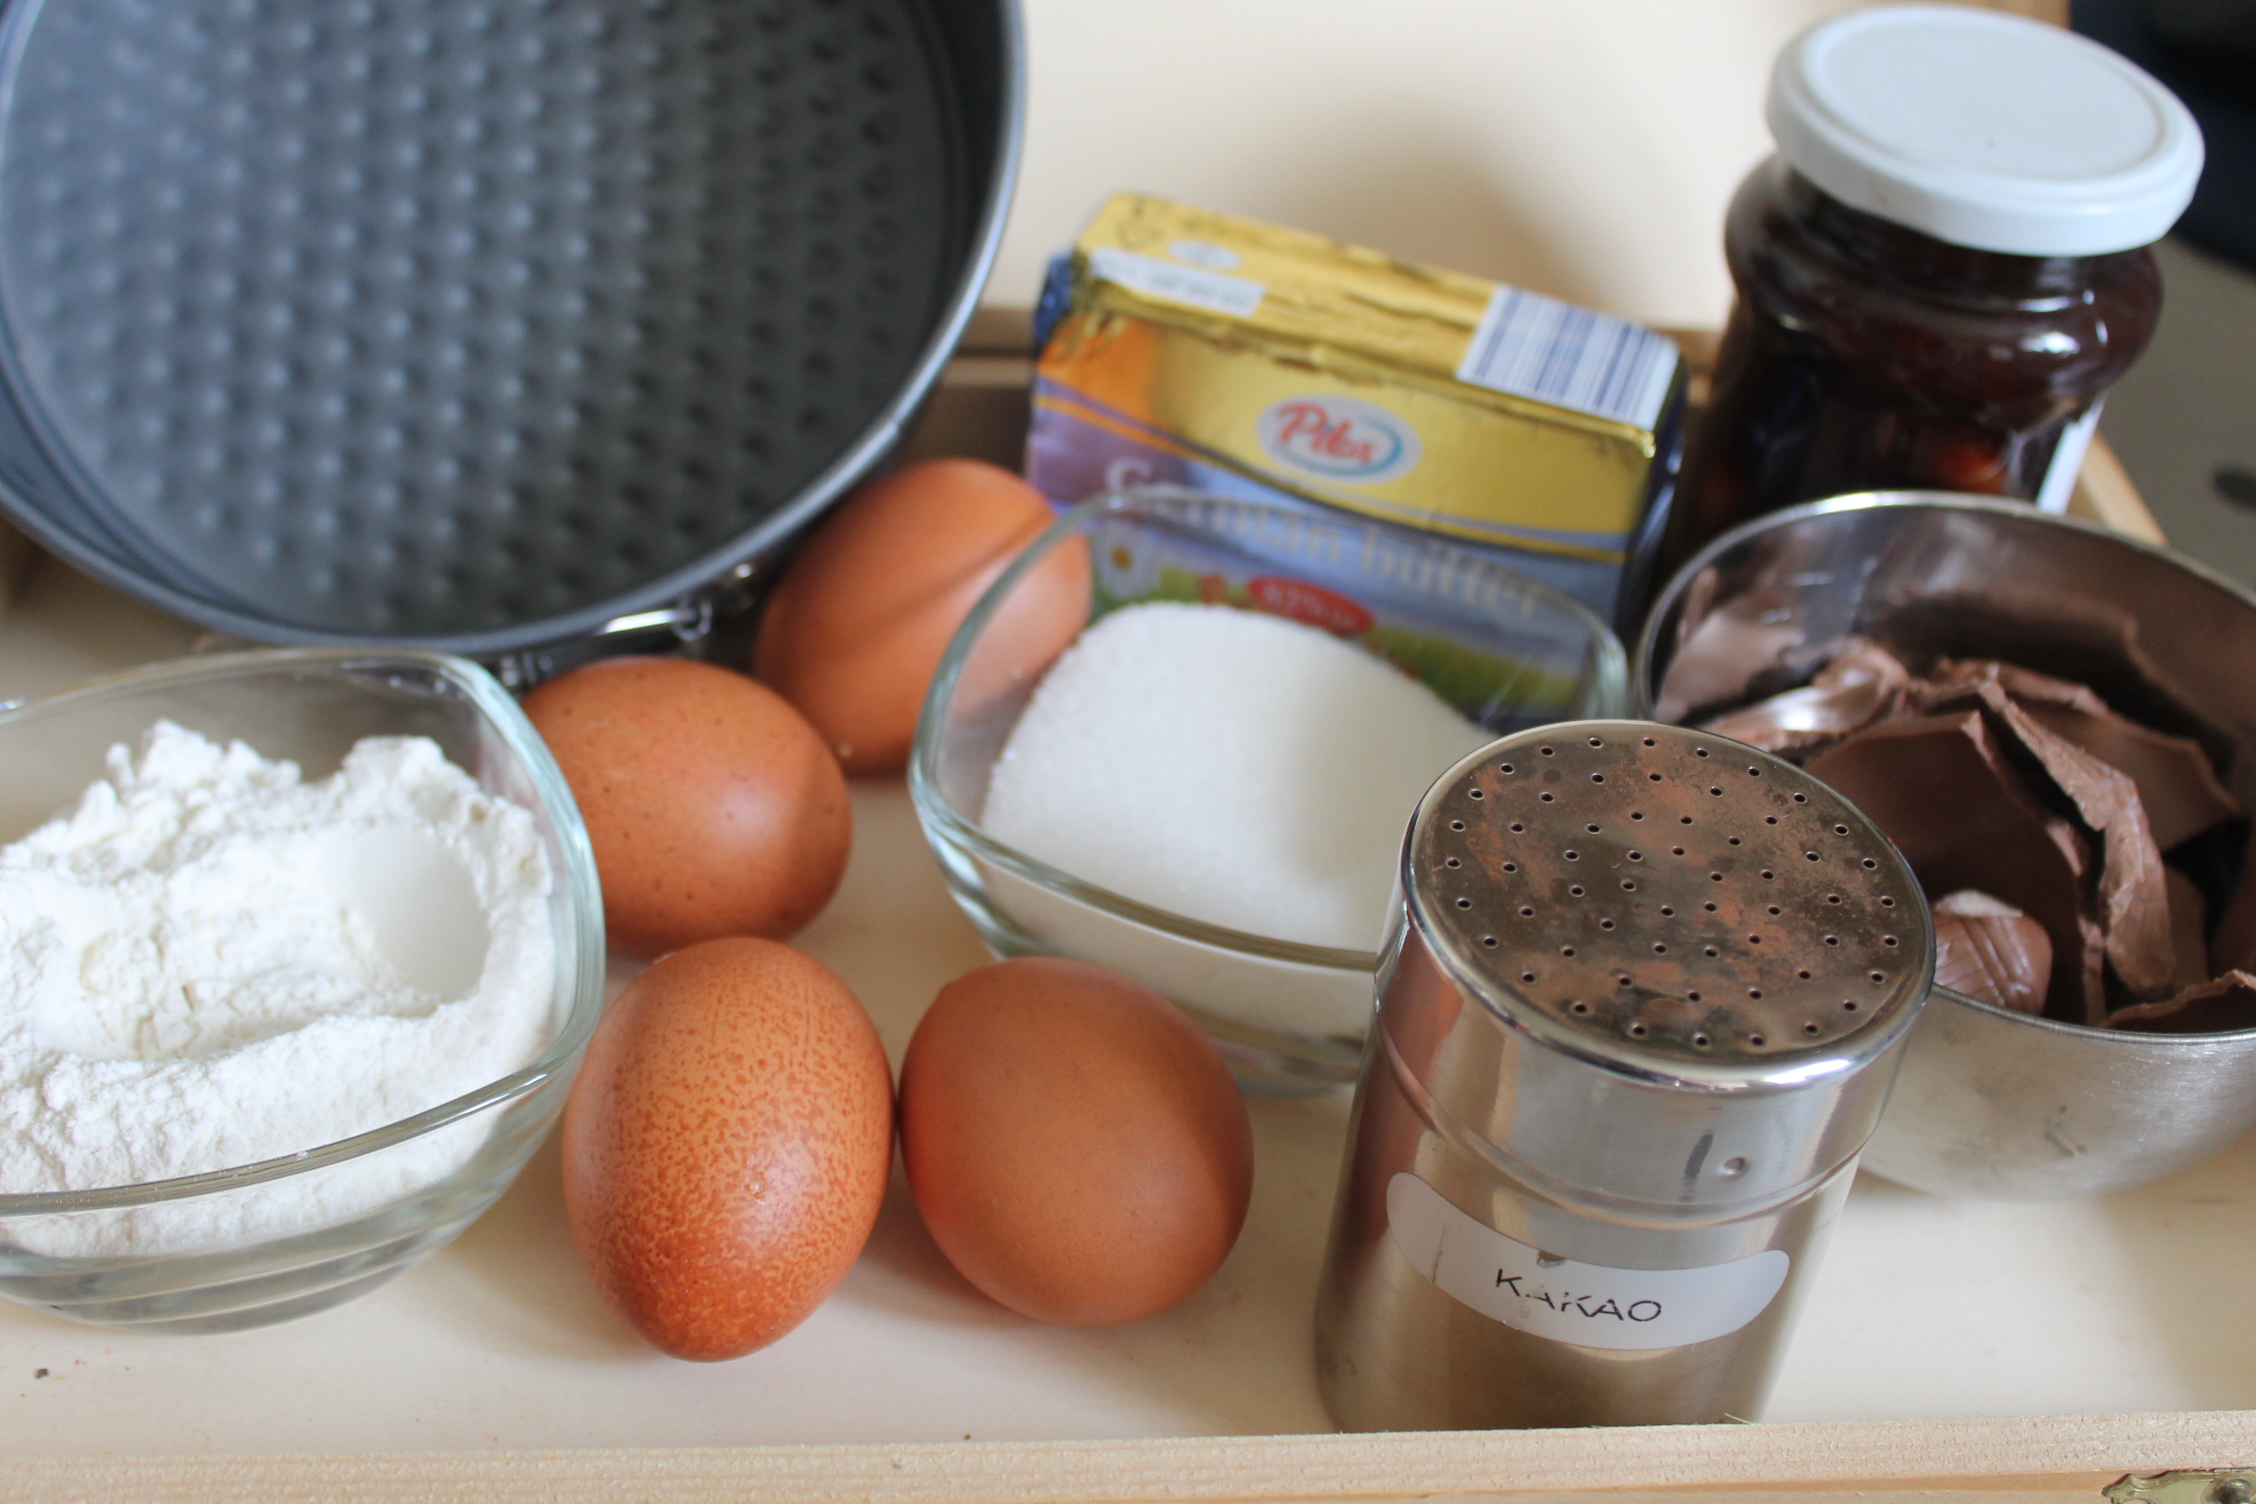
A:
[0,312,2223,1501]
[0,309,2235,1500]
[0,0,2218,1473]
[4,1412,2254,1504]
[8,558,2256,1494]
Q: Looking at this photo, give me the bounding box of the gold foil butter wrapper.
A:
[1026,194,1689,622]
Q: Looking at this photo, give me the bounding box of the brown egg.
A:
[562,938,894,1361]
[754,457,1091,775]
[898,956,1253,1326]
[523,657,850,957]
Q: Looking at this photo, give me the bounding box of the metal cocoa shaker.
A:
[1314,721,1932,1431]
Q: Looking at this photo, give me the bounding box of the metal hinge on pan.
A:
[489,562,766,692]
[2107,1470,2256,1504]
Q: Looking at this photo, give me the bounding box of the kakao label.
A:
[1385,1172,1789,1352]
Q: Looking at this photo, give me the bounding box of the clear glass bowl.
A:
[911,488,1629,1092]
[0,648,604,1331]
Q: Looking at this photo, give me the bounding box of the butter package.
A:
[1026,195,1689,626]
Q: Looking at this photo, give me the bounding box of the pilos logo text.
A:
[1255,395,1422,483]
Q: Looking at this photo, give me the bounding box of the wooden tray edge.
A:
[10,1410,2253,1504]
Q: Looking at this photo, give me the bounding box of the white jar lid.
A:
[1768,4,2204,256]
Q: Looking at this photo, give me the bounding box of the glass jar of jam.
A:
[1656,5,2204,589]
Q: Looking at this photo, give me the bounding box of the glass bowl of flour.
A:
[911,488,1628,1093]
[0,648,603,1331]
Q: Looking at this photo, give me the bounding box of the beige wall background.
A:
[994,1,2050,330]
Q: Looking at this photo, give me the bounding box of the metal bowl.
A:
[1635,493,2256,1200]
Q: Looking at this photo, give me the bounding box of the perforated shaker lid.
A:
[1768,4,2203,256]
[1409,722,1931,1081]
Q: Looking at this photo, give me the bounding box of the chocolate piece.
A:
[2020,702,2240,851]
[1990,695,2175,1000]
[1918,658,2099,713]
[1921,658,2239,850]
[2209,822,2256,977]
[2167,867,2210,991]
[1932,890,2052,1015]
[1700,639,1911,756]
[2109,971,2256,1035]
[1905,676,2176,1002]
[1652,585,1807,724]
[1808,710,2101,1023]
[2074,910,2111,1028]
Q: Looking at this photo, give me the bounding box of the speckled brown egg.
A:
[898,956,1253,1327]
[753,457,1091,774]
[561,938,894,1361]
[523,657,850,957]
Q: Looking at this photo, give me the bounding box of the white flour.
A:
[0,722,556,1258]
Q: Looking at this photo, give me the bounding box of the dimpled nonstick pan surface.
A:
[0,0,1018,652]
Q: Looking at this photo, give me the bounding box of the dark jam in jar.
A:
[1661,161,2162,575]
[1649,6,2201,596]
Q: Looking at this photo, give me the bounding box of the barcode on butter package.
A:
[1457,287,1680,433]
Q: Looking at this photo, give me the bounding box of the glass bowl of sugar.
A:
[911,487,1629,1092]
[0,647,603,1332]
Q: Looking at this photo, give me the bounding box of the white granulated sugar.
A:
[0,722,556,1257]
[982,602,1491,950]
